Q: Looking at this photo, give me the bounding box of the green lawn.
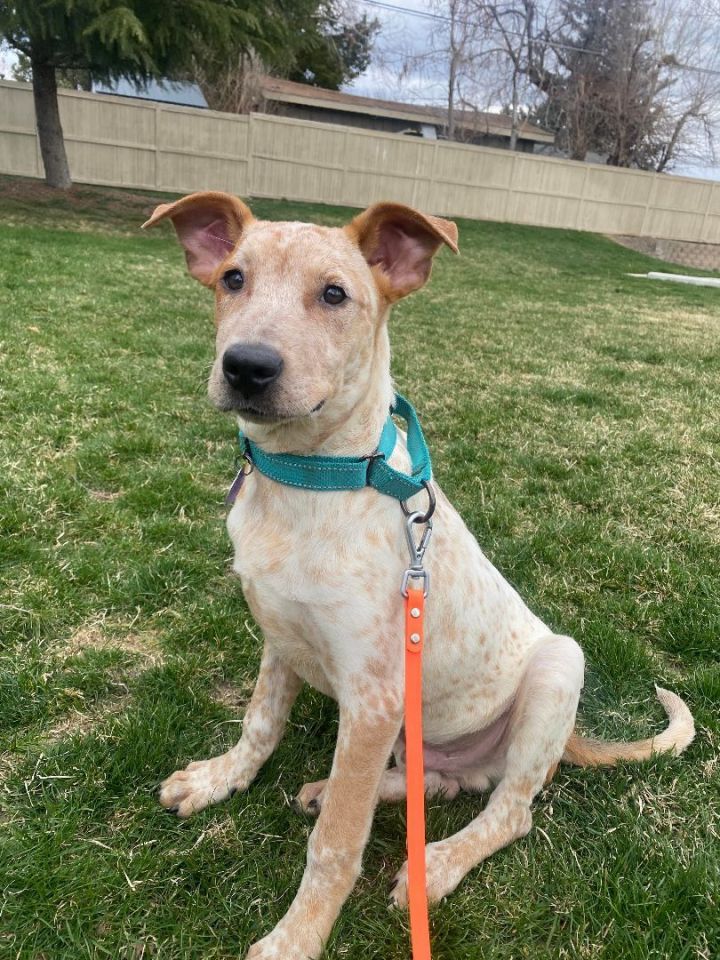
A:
[0,174,718,960]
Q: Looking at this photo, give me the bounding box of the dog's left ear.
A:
[346,202,459,301]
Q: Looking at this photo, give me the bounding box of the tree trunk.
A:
[31,58,72,190]
[448,56,457,141]
[509,73,519,151]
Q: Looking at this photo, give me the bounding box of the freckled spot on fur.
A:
[365,693,380,713]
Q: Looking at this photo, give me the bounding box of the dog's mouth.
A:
[230,398,326,421]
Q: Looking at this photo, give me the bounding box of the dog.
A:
[143,193,695,960]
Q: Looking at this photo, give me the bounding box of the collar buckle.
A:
[362,449,386,484]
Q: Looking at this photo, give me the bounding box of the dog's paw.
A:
[389,841,462,908]
[293,778,328,816]
[246,929,319,959]
[158,756,244,818]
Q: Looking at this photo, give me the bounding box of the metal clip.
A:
[401,480,436,524]
[401,509,433,597]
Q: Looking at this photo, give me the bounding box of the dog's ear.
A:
[142,191,253,286]
[346,202,458,301]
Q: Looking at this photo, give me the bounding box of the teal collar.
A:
[236,394,432,503]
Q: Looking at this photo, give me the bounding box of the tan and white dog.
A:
[143,193,694,960]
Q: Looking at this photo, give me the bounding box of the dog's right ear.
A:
[142,191,253,286]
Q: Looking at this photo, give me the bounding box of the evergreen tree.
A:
[287,4,379,90]
[0,0,291,188]
[193,3,380,114]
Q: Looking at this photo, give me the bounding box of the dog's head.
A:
[143,193,457,440]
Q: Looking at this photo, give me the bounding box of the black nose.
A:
[222,343,284,397]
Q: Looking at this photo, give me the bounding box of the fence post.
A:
[429,139,439,203]
[34,131,42,180]
[700,182,715,243]
[640,172,659,238]
[154,103,161,191]
[342,126,350,201]
[247,113,257,196]
[411,139,420,209]
[31,87,42,179]
[574,164,590,230]
[503,151,518,223]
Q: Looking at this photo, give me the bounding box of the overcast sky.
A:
[347,0,451,104]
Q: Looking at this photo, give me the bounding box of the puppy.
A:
[144,194,694,959]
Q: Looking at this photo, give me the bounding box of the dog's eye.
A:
[322,284,347,305]
[222,269,244,291]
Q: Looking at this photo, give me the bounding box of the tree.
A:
[525,0,720,169]
[645,0,720,172]
[12,50,91,90]
[472,1,538,151]
[407,0,718,169]
[394,0,491,142]
[192,2,380,114]
[287,3,380,90]
[543,0,670,164]
[0,1,290,189]
[191,50,265,116]
[431,0,493,141]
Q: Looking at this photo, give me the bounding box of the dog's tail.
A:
[563,686,695,767]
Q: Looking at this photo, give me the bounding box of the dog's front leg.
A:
[159,644,302,817]
[246,691,403,960]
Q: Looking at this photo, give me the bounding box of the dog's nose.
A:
[222,343,284,397]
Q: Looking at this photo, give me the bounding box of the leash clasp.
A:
[401,509,433,598]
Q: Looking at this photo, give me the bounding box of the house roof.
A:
[259,76,554,144]
[93,78,208,109]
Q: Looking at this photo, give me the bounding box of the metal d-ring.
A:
[235,447,254,476]
[401,480,436,524]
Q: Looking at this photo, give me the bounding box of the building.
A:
[257,76,554,153]
[89,73,554,153]
[93,78,208,109]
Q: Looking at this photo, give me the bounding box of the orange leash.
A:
[404,585,431,960]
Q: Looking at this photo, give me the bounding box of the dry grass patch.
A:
[212,679,247,710]
[87,488,124,502]
[60,624,164,667]
[0,751,22,783]
[43,696,133,745]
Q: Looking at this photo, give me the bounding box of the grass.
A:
[0,173,718,960]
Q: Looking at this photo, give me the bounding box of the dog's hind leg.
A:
[390,633,584,907]
[159,645,302,817]
[295,766,460,815]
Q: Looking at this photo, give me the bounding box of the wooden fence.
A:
[2,79,719,243]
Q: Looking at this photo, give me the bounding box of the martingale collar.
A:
[236,394,432,503]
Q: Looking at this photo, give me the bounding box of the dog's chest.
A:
[226,478,406,682]
[226,472,548,735]
[227,479,400,599]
